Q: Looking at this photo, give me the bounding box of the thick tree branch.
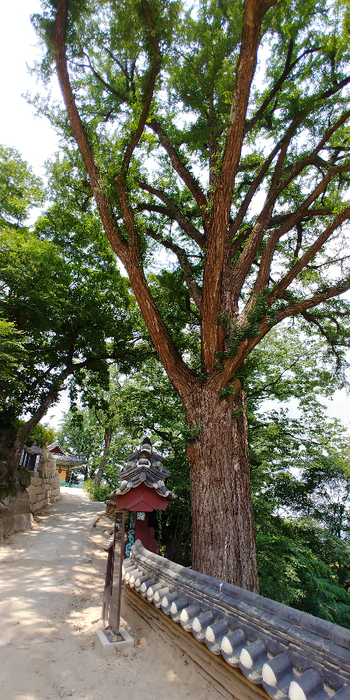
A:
[126,262,198,397]
[51,0,196,400]
[137,203,172,216]
[51,0,126,258]
[114,176,140,251]
[114,181,200,392]
[229,118,301,308]
[202,0,265,372]
[138,180,206,247]
[268,206,350,303]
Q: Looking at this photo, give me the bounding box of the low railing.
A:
[123,540,350,700]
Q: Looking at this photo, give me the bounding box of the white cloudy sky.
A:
[0,1,61,173]
[1,1,349,432]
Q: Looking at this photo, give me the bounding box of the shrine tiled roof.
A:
[109,437,176,500]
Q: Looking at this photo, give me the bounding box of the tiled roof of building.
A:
[47,440,83,463]
[109,437,176,500]
[23,444,44,456]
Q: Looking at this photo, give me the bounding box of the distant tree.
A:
[58,403,136,487]
[0,144,44,227]
[59,368,134,486]
[257,518,350,628]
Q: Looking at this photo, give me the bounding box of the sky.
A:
[1,0,349,433]
[0,1,61,174]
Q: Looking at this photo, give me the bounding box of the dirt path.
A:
[0,488,225,700]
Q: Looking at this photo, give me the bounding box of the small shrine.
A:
[109,437,176,555]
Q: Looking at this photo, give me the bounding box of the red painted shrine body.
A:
[109,438,176,554]
[115,483,170,512]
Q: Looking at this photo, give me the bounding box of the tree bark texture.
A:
[183,385,259,592]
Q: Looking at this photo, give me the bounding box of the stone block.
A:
[31,502,42,513]
[0,492,32,538]
[94,627,134,658]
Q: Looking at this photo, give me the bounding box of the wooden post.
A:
[102,510,126,634]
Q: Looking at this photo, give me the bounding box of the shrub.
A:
[83,478,111,502]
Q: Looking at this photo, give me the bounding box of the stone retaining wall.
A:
[0,492,33,540]
[0,449,61,539]
[26,449,61,513]
[26,474,61,513]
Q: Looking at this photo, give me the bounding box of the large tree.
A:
[34,0,350,590]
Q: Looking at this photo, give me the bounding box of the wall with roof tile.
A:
[123,541,350,700]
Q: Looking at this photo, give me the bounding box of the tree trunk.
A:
[183,384,259,592]
[93,426,113,487]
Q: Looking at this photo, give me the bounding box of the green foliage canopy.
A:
[0,144,44,227]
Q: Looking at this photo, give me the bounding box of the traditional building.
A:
[47,440,83,485]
